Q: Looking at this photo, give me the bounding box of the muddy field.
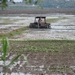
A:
[0,8,75,15]
[0,40,75,75]
[0,9,75,75]
[0,14,74,40]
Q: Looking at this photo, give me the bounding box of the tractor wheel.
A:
[47,23,51,29]
[29,23,34,28]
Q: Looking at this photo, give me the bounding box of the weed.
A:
[47,18,60,23]
[46,17,69,23]
[0,37,21,75]
[0,27,27,38]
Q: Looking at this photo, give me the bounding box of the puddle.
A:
[51,25,75,30]
[13,25,75,40]
[5,14,74,40]
[0,14,75,74]
[0,72,65,75]
[0,72,35,75]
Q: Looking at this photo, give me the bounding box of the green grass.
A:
[4,40,75,53]
[2,18,13,24]
[0,18,13,24]
[46,17,68,23]
[0,18,2,20]
[0,39,74,73]
[0,18,22,24]
[0,37,21,75]
[0,27,28,38]
[47,18,59,23]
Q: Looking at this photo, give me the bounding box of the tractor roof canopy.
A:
[35,16,46,19]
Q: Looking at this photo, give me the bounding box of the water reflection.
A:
[51,25,75,30]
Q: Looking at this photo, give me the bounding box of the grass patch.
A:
[2,18,13,24]
[47,18,60,23]
[0,26,28,38]
[0,18,20,24]
[3,40,75,53]
[0,39,74,74]
[46,17,68,23]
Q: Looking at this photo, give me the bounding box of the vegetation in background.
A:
[41,0,75,8]
[0,0,42,9]
[1,0,75,9]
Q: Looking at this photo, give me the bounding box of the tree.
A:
[0,0,42,9]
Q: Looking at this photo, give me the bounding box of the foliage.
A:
[46,17,68,23]
[0,0,42,9]
[0,0,75,9]
[0,27,27,38]
[0,37,21,75]
[41,0,75,8]
[8,40,75,53]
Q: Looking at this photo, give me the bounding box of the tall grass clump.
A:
[0,37,21,75]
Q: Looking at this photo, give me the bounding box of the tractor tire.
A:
[46,23,51,29]
[29,23,34,28]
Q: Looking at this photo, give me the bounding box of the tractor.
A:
[29,16,51,29]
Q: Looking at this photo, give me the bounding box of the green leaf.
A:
[2,37,8,61]
[7,54,21,67]
[35,0,42,3]
[10,0,12,1]
[37,4,43,9]
[34,1,38,5]
[39,0,42,2]
[0,56,4,61]
[26,0,31,4]
[27,0,31,3]
[12,1,15,4]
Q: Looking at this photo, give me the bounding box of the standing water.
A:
[0,14,75,75]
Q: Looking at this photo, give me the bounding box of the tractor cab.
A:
[35,16,46,23]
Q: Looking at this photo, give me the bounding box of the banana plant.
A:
[0,37,21,75]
